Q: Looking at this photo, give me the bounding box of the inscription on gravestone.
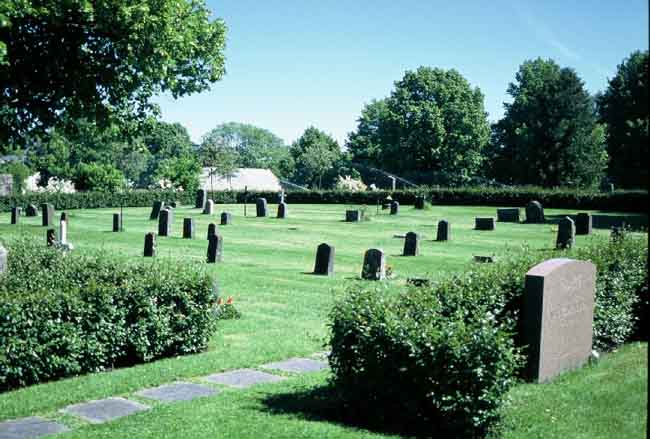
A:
[556,217,575,249]
[256,198,268,217]
[314,243,335,276]
[362,248,386,280]
[436,220,450,241]
[183,218,195,239]
[207,234,223,263]
[144,232,156,257]
[522,258,596,383]
[403,231,420,256]
[575,213,592,235]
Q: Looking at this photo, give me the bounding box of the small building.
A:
[199,168,282,192]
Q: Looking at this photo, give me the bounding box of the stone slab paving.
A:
[202,369,287,388]
[260,358,328,374]
[136,382,218,402]
[0,417,69,439]
[61,397,149,424]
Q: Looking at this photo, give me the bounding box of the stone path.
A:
[0,353,329,439]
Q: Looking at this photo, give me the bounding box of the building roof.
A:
[199,168,282,192]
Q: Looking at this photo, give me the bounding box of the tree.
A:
[153,155,201,192]
[291,127,341,188]
[0,0,226,145]
[597,51,649,188]
[489,58,608,188]
[74,162,125,192]
[198,139,238,192]
[347,67,490,185]
[142,120,194,161]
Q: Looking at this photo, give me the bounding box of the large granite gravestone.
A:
[0,416,70,438]
[575,213,592,235]
[362,248,386,280]
[525,200,545,223]
[256,198,268,217]
[522,258,596,382]
[46,229,56,247]
[158,209,172,237]
[150,201,164,220]
[0,245,7,274]
[436,220,450,241]
[414,196,425,209]
[345,210,361,222]
[136,382,217,402]
[10,207,21,225]
[41,203,54,226]
[183,218,195,239]
[207,233,223,263]
[260,358,328,374]
[203,369,286,388]
[144,232,156,257]
[113,213,122,232]
[203,199,214,215]
[195,189,207,209]
[390,201,400,215]
[26,204,38,217]
[314,243,335,276]
[62,397,149,424]
[497,208,520,222]
[207,223,217,240]
[220,212,232,225]
[277,202,287,219]
[556,217,575,249]
[475,217,495,230]
[403,231,420,256]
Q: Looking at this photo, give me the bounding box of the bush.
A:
[328,235,647,436]
[74,162,126,192]
[0,238,219,391]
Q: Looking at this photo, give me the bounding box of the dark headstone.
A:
[436,220,450,241]
[475,217,495,230]
[41,203,54,226]
[183,218,195,239]
[575,213,592,235]
[362,248,386,280]
[522,258,596,382]
[474,255,495,263]
[207,233,223,263]
[256,198,268,217]
[203,199,214,215]
[260,358,328,373]
[10,207,21,224]
[345,210,361,222]
[277,202,287,219]
[158,209,172,237]
[26,204,38,217]
[414,196,425,209]
[525,201,545,223]
[497,208,520,222]
[207,223,217,240]
[403,231,420,256]
[0,245,6,274]
[112,213,122,232]
[314,243,335,275]
[46,229,56,246]
[150,201,164,220]
[195,189,207,209]
[62,397,149,424]
[556,217,575,249]
[220,212,232,225]
[144,232,156,257]
[390,201,400,215]
[203,369,286,388]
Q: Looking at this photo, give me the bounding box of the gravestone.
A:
[158,209,172,237]
[414,196,425,209]
[59,220,67,244]
[497,208,520,222]
[207,223,217,240]
[203,199,214,215]
[150,201,164,220]
[556,217,575,249]
[195,189,207,209]
[41,203,54,226]
[474,255,495,263]
[345,210,361,222]
[256,198,268,217]
[0,245,6,274]
[183,218,195,239]
[403,231,420,256]
[390,201,400,215]
[575,213,592,235]
[144,232,156,257]
[314,243,335,275]
[475,217,495,230]
[525,200,545,223]
[207,233,223,263]
[277,202,287,219]
[26,204,38,217]
[436,220,450,241]
[60,211,69,224]
[522,258,596,382]
[362,248,386,280]
[220,212,232,225]
[46,228,56,246]
[10,206,21,224]
[113,213,122,232]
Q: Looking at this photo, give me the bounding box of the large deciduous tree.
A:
[489,58,607,188]
[347,67,490,185]
[597,50,649,189]
[0,0,227,145]
[291,127,341,189]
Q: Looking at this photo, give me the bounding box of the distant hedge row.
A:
[0,186,647,212]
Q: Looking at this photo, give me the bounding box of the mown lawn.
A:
[0,203,646,438]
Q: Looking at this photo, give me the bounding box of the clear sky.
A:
[154,0,648,146]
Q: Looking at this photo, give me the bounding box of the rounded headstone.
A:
[525,201,545,223]
[362,248,386,280]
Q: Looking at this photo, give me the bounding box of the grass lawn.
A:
[0,203,646,438]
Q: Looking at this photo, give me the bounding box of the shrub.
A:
[0,237,219,391]
[74,162,126,192]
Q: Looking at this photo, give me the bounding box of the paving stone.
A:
[0,417,69,439]
[62,397,149,424]
[203,369,286,388]
[135,382,217,402]
[260,358,328,374]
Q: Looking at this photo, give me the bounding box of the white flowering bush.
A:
[335,175,367,192]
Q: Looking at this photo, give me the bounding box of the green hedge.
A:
[0,186,647,212]
[0,238,219,391]
[327,233,647,437]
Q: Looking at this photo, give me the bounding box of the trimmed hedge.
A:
[328,233,647,437]
[0,186,647,212]
[0,238,219,391]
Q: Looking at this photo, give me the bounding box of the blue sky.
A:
[154,0,648,146]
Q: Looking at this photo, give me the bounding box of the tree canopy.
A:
[290,126,341,189]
